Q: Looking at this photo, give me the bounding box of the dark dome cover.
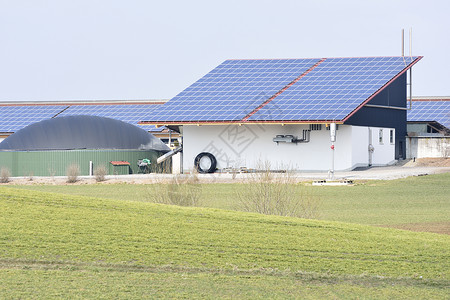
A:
[0,115,170,152]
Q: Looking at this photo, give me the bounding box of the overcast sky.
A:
[0,0,449,101]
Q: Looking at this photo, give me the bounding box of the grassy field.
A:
[16,172,450,232]
[1,186,449,298]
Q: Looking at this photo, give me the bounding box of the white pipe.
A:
[409,28,412,57]
[157,146,182,164]
[401,29,404,56]
[169,129,172,147]
[409,67,413,110]
[329,123,336,180]
[408,28,413,110]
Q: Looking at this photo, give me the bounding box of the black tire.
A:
[194,152,217,173]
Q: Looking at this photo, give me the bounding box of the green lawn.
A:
[1,186,449,298]
[2,269,447,299]
[16,172,450,226]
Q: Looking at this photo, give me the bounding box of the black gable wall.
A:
[345,73,407,159]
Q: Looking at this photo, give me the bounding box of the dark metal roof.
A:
[0,115,170,152]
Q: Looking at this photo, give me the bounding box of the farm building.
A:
[0,99,180,145]
[0,115,170,176]
[141,56,422,172]
[406,97,450,158]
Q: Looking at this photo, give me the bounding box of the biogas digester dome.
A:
[0,115,170,176]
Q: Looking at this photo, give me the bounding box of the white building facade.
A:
[183,124,395,172]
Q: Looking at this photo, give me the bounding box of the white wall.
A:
[351,126,369,167]
[172,152,182,174]
[369,127,396,166]
[351,126,396,168]
[406,137,450,158]
[183,124,396,172]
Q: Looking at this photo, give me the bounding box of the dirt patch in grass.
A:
[380,221,450,235]
[404,158,450,167]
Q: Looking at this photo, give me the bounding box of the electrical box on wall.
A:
[273,130,310,145]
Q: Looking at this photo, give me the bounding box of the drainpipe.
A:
[409,67,413,110]
[329,123,336,180]
[408,28,413,110]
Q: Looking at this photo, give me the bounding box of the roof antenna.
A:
[407,27,413,110]
[409,27,412,57]
[401,28,404,57]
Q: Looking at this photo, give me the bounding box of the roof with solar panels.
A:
[0,99,166,134]
[407,96,450,130]
[140,56,422,126]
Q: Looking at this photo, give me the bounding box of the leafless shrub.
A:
[147,171,201,207]
[237,161,320,219]
[48,166,56,179]
[66,164,80,183]
[94,164,107,182]
[0,167,11,183]
[27,171,34,181]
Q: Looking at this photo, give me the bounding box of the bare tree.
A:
[0,167,11,183]
[94,164,107,182]
[66,164,80,183]
[237,161,320,218]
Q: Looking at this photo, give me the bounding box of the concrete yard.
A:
[2,158,449,185]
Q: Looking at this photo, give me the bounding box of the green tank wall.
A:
[0,149,170,177]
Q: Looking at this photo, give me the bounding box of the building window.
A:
[427,125,438,133]
[379,129,383,144]
[390,130,394,144]
[309,124,322,131]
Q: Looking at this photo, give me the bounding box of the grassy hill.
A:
[1,186,449,298]
[16,172,450,232]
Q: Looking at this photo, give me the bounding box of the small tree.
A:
[0,167,11,183]
[94,164,107,182]
[66,164,80,183]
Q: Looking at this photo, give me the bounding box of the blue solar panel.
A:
[0,105,68,132]
[145,59,321,122]
[58,104,163,131]
[249,56,420,121]
[407,100,450,129]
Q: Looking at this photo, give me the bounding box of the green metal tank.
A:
[0,115,171,176]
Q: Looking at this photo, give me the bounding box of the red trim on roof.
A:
[240,58,326,122]
[139,119,343,126]
[342,56,423,122]
[227,55,417,61]
[0,102,164,107]
[411,98,450,102]
[67,102,165,106]
[0,103,68,107]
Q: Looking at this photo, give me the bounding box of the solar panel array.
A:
[0,105,68,132]
[249,57,418,121]
[0,103,164,133]
[143,56,420,123]
[59,105,164,132]
[147,59,321,122]
[407,100,450,129]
